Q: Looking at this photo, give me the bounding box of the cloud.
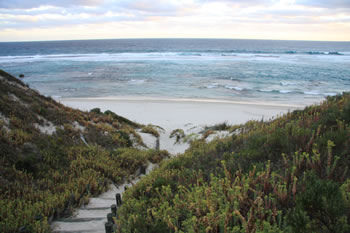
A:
[0,0,104,9]
[118,0,181,13]
[199,0,272,3]
[0,0,349,41]
[0,9,141,30]
[194,0,272,9]
[296,0,350,9]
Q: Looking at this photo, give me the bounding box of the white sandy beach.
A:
[60,97,304,154]
[60,97,302,128]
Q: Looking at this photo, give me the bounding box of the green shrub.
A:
[288,172,349,233]
[141,124,160,138]
[90,108,102,114]
[117,93,350,233]
[0,70,167,233]
[169,129,185,143]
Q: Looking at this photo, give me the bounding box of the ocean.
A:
[0,39,349,106]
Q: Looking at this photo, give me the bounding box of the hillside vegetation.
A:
[118,93,350,233]
[0,70,168,232]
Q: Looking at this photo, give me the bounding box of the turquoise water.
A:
[0,39,349,105]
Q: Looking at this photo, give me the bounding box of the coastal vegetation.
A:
[117,93,350,232]
[2,68,350,233]
[141,124,161,138]
[0,70,169,232]
[170,129,185,144]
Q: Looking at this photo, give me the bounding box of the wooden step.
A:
[51,219,106,233]
[84,207,110,210]
[53,230,99,233]
[55,217,105,223]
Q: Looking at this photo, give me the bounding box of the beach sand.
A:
[60,97,304,154]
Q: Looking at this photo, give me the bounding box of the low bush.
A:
[118,93,350,233]
[0,70,165,232]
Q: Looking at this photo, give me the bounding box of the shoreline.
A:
[59,97,307,130]
[59,96,306,109]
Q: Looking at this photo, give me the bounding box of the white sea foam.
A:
[304,91,337,96]
[60,88,77,92]
[257,88,339,97]
[259,89,294,94]
[279,90,293,94]
[1,50,349,64]
[304,91,320,95]
[280,81,296,86]
[206,83,219,89]
[323,92,337,96]
[259,89,273,92]
[224,85,244,91]
[128,79,145,84]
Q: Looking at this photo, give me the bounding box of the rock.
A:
[19,74,24,78]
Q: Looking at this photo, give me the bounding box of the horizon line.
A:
[1,37,350,43]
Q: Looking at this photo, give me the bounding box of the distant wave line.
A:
[202,83,339,97]
[0,50,348,62]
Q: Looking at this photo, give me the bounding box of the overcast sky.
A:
[0,0,349,41]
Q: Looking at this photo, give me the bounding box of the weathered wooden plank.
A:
[55,217,105,223]
[84,207,110,210]
[53,230,98,233]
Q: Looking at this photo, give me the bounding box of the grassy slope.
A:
[0,70,168,233]
[118,93,350,233]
